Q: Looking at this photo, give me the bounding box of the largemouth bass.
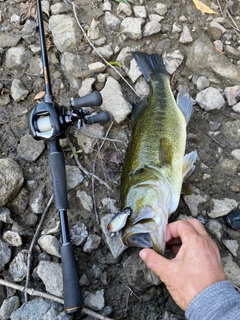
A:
[119,52,197,254]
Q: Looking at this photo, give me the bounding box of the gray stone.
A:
[100,214,127,259]
[224,45,240,59]
[154,3,167,15]
[186,34,240,85]
[179,25,193,43]
[195,87,225,111]
[213,40,223,51]
[123,250,161,292]
[101,198,119,213]
[224,85,240,106]
[222,255,240,286]
[11,188,29,215]
[88,62,106,73]
[0,158,24,207]
[78,78,95,97]
[70,221,88,246]
[49,15,79,52]
[162,50,184,74]
[50,2,70,15]
[11,79,29,102]
[0,33,21,48]
[65,165,84,190]
[10,298,63,320]
[184,188,209,217]
[143,21,161,37]
[3,231,22,247]
[103,12,121,31]
[149,14,164,23]
[84,289,105,311]
[102,0,112,12]
[120,17,144,40]
[0,296,19,320]
[20,19,37,44]
[222,120,240,147]
[36,261,63,296]
[210,19,226,34]
[100,76,132,123]
[117,3,132,16]
[135,77,150,97]
[127,58,142,83]
[0,239,11,271]
[29,185,46,214]
[92,44,114,60]
[83,234,101,252]
[9,250,28,282]
[222,239,239,257]
[208,198,238,218]
[133,6,147,19]
[205,219,223,242]
[231,149,240,160]
[76,123,105,154]
[38,235,61,258]
[17,135,45,162]
[196,76,210,91]
[0,207,14,224]
[76,190,93,212]
[232,102,240,114]
[5,47,31,70]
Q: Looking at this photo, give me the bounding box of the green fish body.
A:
[120,52,197,254]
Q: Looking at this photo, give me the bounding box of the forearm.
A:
[185,281,240,320]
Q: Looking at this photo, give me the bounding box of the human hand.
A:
[139,219,226,311]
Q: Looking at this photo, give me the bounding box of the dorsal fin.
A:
[131,98,148,126]
[177,90,194,124]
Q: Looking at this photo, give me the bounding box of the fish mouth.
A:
[122,219,166,254]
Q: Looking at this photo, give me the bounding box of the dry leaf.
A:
[87,18,100,40]
[20,0,37,22]
[214,46,226,54]
[45,38,52,51]
[192,0,217,14]
[1,88,9,95]
[33,91,45,101]
[41,0,50,16]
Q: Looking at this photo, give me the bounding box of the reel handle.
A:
[86,111,110,124]
[70,91,102,108]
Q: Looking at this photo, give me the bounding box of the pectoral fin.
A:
[182,151,197,180]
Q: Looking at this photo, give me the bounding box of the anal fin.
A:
[182,151,197,180]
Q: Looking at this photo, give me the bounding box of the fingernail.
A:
[139,249,146,260]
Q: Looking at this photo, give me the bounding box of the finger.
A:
[186,219,208,236]
[171,244,181,254]
[166,237,181,245]
[139,248,169,278]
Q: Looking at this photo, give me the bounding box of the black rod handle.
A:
[48,140,68,210]
[70,91,102,108]
[86,111,110,124]
[61,243,83,313]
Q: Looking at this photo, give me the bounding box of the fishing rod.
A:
[29,0,110,314]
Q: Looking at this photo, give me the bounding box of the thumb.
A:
[139,248,170,279]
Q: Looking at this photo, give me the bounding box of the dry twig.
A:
[25,194,54,302]
[0,279,114,320]
[67,0,140,97]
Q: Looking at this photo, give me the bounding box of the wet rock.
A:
[5,47,31,70]
[0,296,19,320]
[0,33,21,48]
[78,78,95,97]
[84,289,105,311]
[184,188,209,217]
[38,235,61,258]
[3,231,22,247]
[179,25,193,43]
[10,79,29,102]
[70,221,88,246]
[100,214,127,259]
[0,158,24,207]
[162,50,184,74]
[205,219,223,242]
[49,15,79,52]
[154,3,167,15]
[29,185,46,214]
[208,198,238,218]
[224,85,240,106]
[9,250,28,282]
[17,134,45,162]
[36,261,63,296]
[0,239,11,271]
[123,250,161,292]
[83,234,101,252]
[196,76,210,91]
[76,190,93,212]
[222,255,240,287]
[11,188,29,215]
[222,239,239,257]
[133,6,147,19]
[100,76,132,123]
[120,17,144,40]
[10,298,64,320]
[186,34,240,85]
[195,87,225,111]
[65,165,84,190]
[143,21,161,37]
[103,11,121,31]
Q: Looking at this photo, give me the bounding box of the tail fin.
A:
[133,52,169,82]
